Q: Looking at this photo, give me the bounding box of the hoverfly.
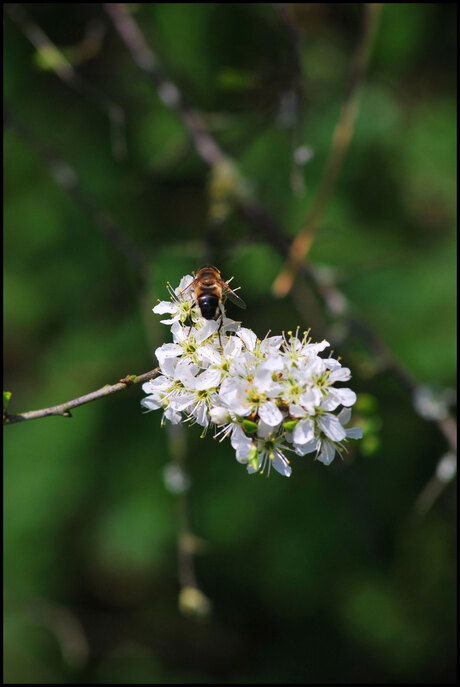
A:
[179,265,246,340]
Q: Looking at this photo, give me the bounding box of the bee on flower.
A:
[142,271,362,477]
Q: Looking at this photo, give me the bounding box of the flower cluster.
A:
[142,274,361,477]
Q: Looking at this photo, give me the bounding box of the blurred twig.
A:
[28,598,90,669]
[4,106,147,294]
[5,3,127,159]
[272,3,383,297]
[3,369,159,425]
[413,452,457,518]
[274,3,306,196]
[104,2,226,168]
[104,4,297,259]
[164,425,212,619]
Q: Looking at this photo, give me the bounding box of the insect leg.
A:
[217,303,225,349]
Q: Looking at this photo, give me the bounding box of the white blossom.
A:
[142,273,362,477]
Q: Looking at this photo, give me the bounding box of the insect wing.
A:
[223,283,246,309]
[176,277,199,301]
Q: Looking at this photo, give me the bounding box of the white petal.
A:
[174,359,197,388]
[175,274,194,296]
[164,406,182,424]
[231,425,253,461]
[229,351,257,378]
[329,367,351,382]
[155,343,182,365]
[237,327,258,351]
[338,407,352,425]
[160,315,181,325]
[334,388,356,407]
[219,379,251,416]
[221,316,241,333]
[258,401,283,427]
[253,368,277,394]
[321,391,341,412]
[272,452,292,477]
[223,336,243,359]
[293,418,314,445]
[153,301,177,315]
[317,414,347,442]
[323,357,342,370]
[317,440,336,466]
[196,344,222,366]
[259,354,284,372]
[299,388,322,412]
[193,403,209,426]
[160,356,178,378]
[142,376,169,394]
[195,320,219,343]
[303,340,330,355]
[257,420,273,439]
[322,388,356,411]
[301,356,326,378]
[346,426,363,439]
[260,335,283,354]
[195,367,222,390]
[289,403,307,418]
[171,322,187,343]
[294,439,318,456]
[169,392,195,412]
[141,396,163,411]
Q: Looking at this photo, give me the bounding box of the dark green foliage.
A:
[4,4,456,684]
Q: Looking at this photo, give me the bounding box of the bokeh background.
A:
[4,3,457,684]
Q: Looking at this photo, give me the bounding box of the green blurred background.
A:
[4,3,457,683]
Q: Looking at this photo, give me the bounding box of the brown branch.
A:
[4,369,159,425]
[272,3,383,297]
[5,3,127,160]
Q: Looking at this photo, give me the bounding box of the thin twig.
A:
[165,425,204,600]
[104,2,226,168]
[412,452,457,518]
[5,3,127,160]
[272,3,383,297]
[4,106,148,294]
[3,369,159,424]
[274,3,306,195]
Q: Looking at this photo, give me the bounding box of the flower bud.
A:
[210,406,230,425]
[242,419,258,434]
[178,586,212,618]
[247,446,260,471]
